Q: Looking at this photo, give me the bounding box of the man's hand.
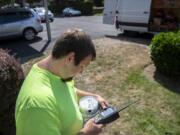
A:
[95,95,109,109]
[78,118,104,135]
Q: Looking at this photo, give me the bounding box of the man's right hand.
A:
[79,118,104,135]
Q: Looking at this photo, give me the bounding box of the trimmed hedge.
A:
[150,31,180,78]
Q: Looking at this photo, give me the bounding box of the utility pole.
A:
[44,0,51,41]
[22,0,26,7]
[11,0,15,6]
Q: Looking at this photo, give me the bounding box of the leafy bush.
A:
[68,1,93,15]
[80,1,93,15]
[49,3,64,14]
[0,49,24,135]
[93,0,103,7]
[0,0,11,7]
[93,7,103,14]
[150,31,180,78]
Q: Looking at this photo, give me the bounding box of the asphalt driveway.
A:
[0,16,118,63]
[0,15,152,63]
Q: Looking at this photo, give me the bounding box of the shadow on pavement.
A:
[105,32,153,46]
[154,70,180,94]
[0,36,51,64]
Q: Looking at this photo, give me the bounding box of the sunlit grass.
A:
[23,38,180,135]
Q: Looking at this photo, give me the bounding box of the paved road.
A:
[40,16,118,40]
[0,16,118,63]
[0,15,152,63]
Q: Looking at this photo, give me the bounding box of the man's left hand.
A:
[95,95,109,109]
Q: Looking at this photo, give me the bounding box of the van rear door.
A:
[116,0,152,32]
[103,0,118,24]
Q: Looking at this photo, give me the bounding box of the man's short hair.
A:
[52,29,96,65]
[0,49,24,135]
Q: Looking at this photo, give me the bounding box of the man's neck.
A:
[38,55,66,79]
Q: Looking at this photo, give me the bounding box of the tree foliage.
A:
[0,0,11,7]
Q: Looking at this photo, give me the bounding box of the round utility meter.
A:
[79,96,99,120]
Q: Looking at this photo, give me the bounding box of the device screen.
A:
[101,108,114,117]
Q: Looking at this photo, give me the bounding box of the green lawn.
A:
[121,70,180,135]
[75,38,180,135]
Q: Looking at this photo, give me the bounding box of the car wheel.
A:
[23,28,36,41]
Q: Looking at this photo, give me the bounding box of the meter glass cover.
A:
[101,108,114,117]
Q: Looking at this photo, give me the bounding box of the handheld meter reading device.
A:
[94,99,139,124]
[94,106,119,124]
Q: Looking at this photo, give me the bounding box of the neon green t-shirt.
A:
[15,64,83,135]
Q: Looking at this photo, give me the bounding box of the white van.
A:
[103,0,180,33]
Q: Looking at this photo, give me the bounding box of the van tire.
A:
[115,20,119,29]
[124,30,139,37]
[23,28,36,41]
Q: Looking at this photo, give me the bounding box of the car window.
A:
[19,11,33,19]
[0,14,4,24]
[1,11,34,24]
[2,12,20,23]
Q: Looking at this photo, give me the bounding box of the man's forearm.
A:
[76,88,98,98]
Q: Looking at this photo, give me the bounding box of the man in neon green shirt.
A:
[15,29,108,135]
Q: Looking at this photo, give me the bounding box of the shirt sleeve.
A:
[16,108,62,135]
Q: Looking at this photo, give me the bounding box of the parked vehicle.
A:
[33,7,54,22]
[0,7,43,40]
[103,0,180,33]
[62,7,81,16]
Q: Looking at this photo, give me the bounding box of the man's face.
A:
[62,55,92,81]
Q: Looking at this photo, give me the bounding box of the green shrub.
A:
[93,7,103,15]
[0,49,24,135]
[49,3,65,15]
[0,0,11,7]
[150,31,180,78]
[68,1,93,15]
[80,1,93,15]
[93,0,103,7]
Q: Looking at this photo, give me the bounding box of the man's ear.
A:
[65,52,75,64]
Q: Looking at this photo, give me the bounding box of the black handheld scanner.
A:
[94,99,139,124]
